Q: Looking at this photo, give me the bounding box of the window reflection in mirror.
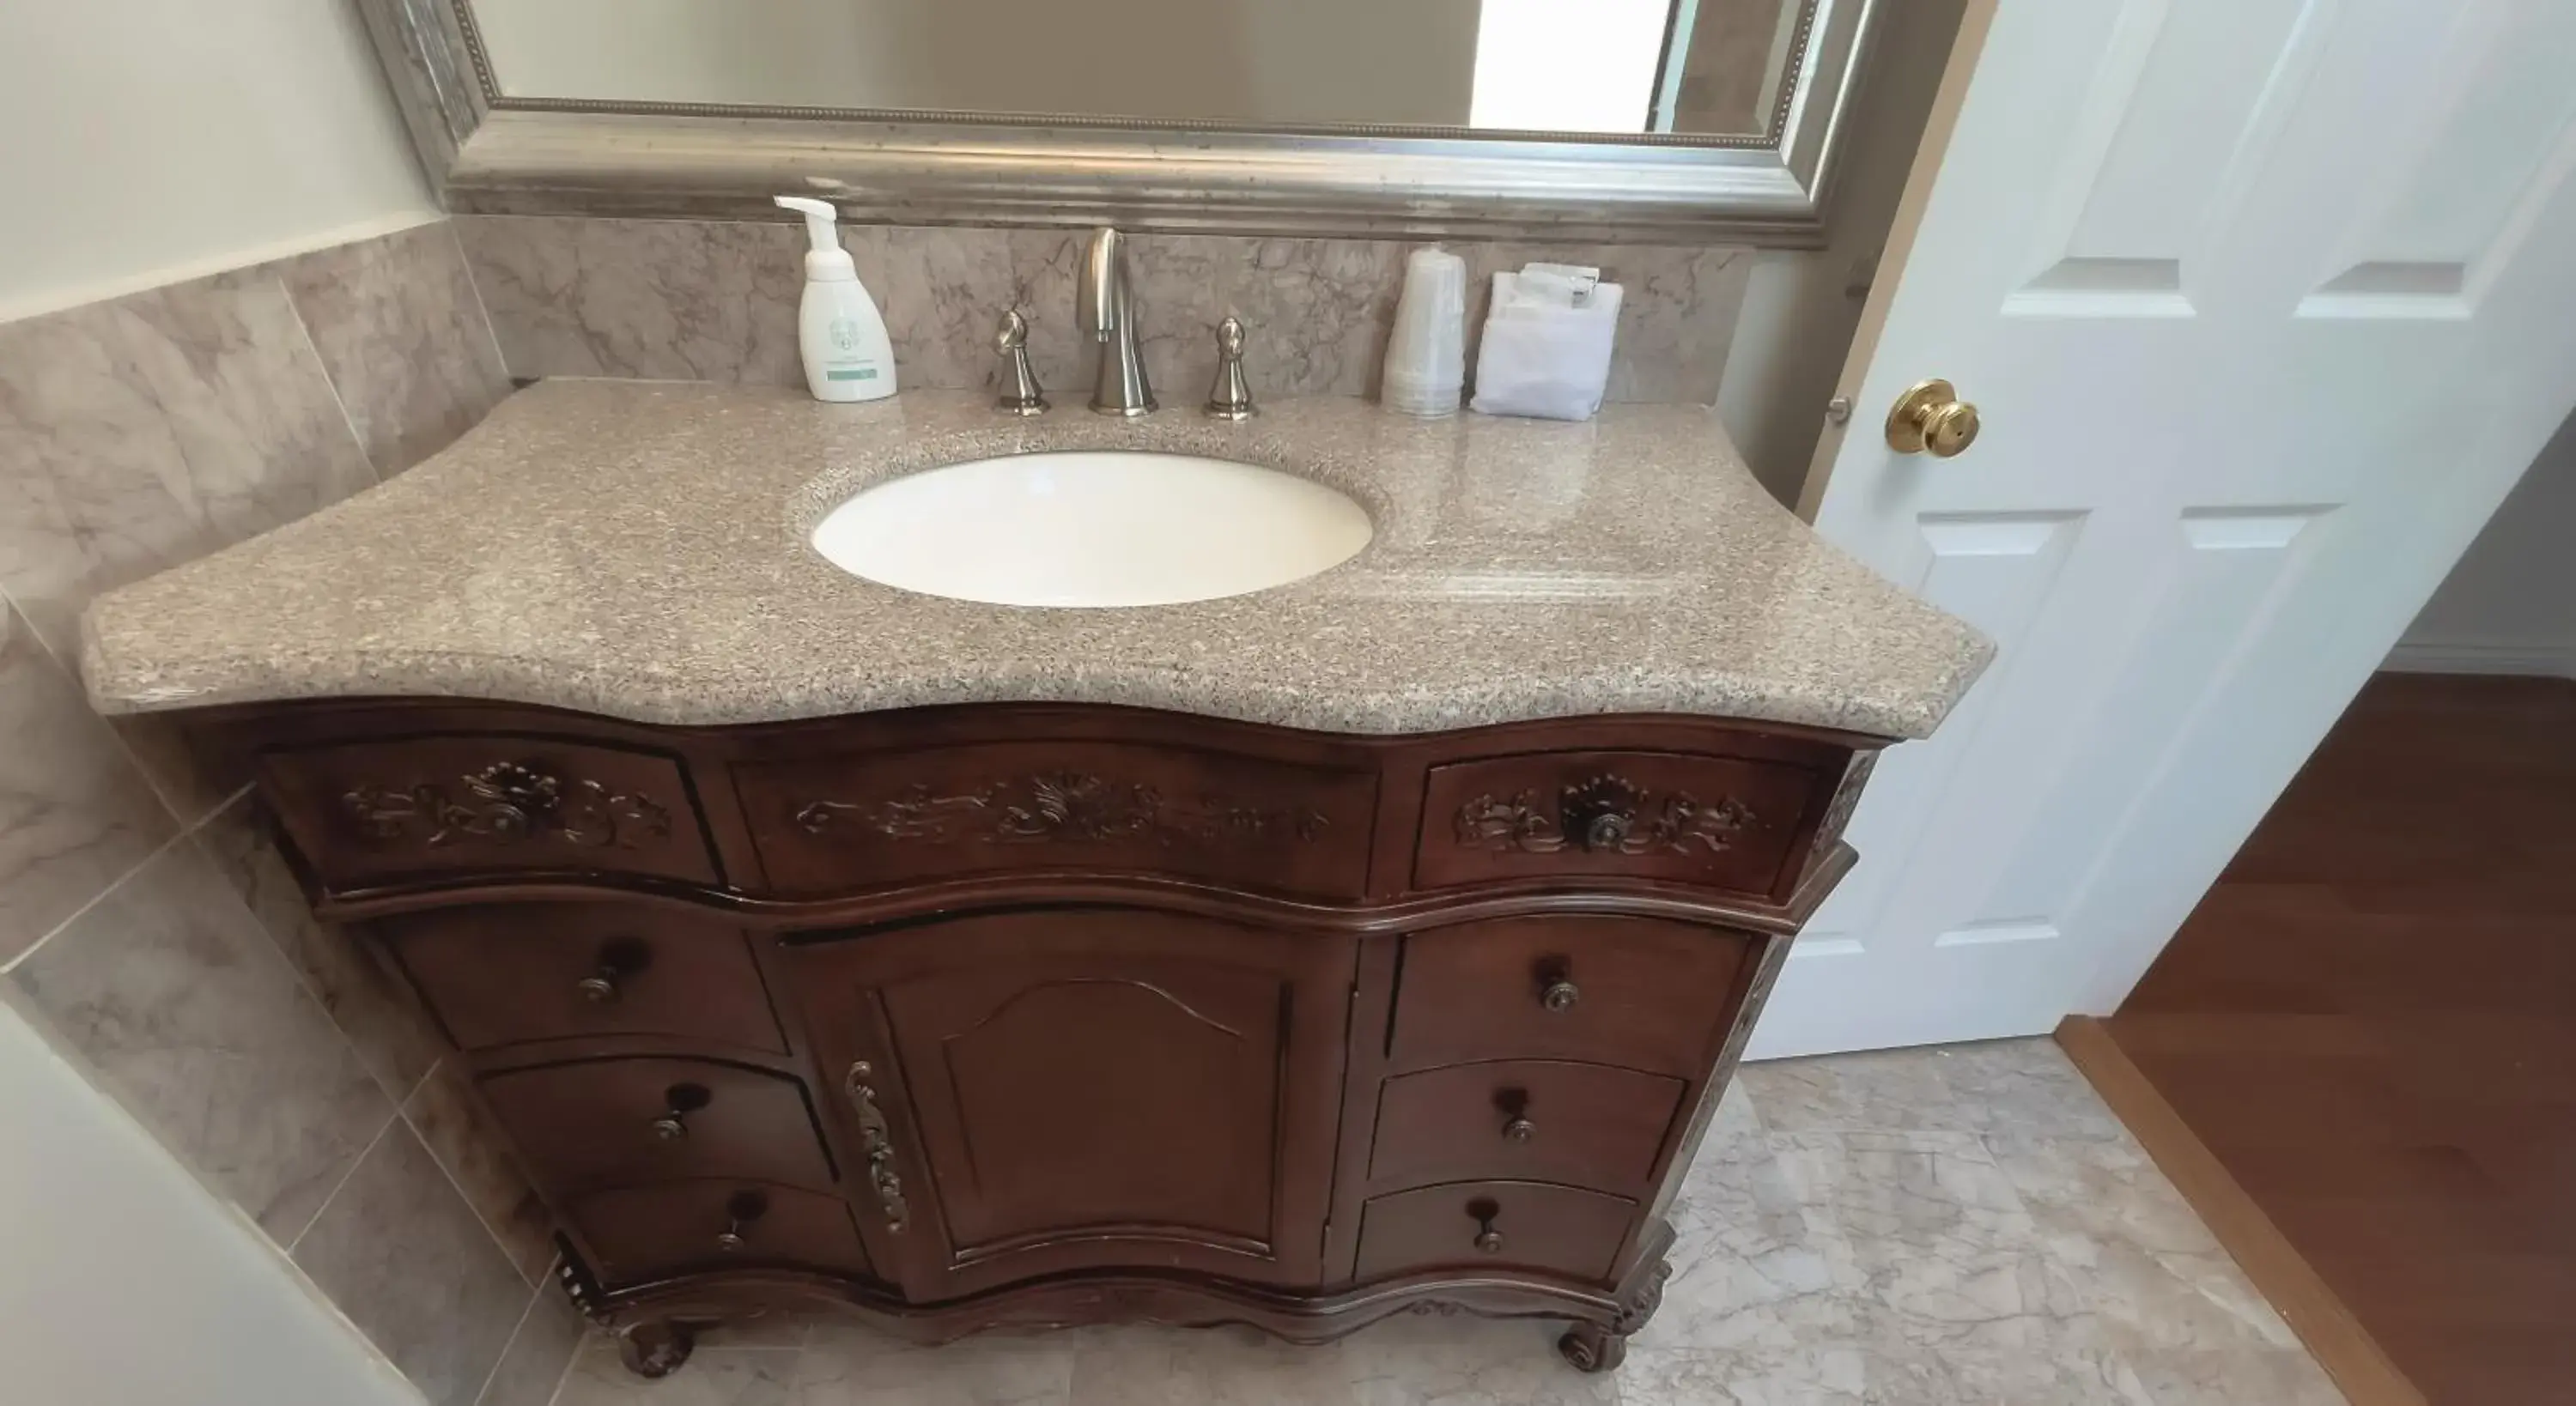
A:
[465,0,1805,137]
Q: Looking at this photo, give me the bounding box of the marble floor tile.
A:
[797,1321,1074,1406]
[556,1343,798,1406]
[1741,1038,2124,1140]
[530,1043,2344,1406]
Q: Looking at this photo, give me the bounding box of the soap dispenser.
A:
[775,196,896,403]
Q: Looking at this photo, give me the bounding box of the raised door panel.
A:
[793,909,1354,1296]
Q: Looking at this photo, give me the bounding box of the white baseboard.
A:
[2382,637,2576,678]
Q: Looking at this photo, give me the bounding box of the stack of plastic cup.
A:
[1382,246,1467,417]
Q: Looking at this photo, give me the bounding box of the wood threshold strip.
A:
[2053,1016,2428,1406]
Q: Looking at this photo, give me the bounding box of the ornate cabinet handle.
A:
[1468,1197,1505,1255]
[715,1189,769,1253]
[1540,979,1580,1013]
[845,1061,911,1233]
[576,963,622,1003]
[1504,1116,1537,1144]
[576,937,650,1004]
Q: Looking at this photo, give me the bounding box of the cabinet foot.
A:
[617,1320,696,1379]
[1557,1321,1627,1373]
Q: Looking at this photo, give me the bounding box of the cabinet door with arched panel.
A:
[793,908,1355,1299]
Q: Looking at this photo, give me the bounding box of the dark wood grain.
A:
[380,901,785,1055]
[479,1056,835,1195]
[1418,748,1819,899]
[1369,1059,1686,1198]
[176,696,1886,1372]
[1388,915,1756,1076]
[570,1179,876,1283]
[2099,674,2576,1406]
[793,908,1353,1296]
[738,741,1377,900]
[260,734,718,888]
[1354,1179,1637,1282]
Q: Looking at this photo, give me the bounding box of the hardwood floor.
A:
[2099,673,2576,1406]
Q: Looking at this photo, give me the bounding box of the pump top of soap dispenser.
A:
[775,196,857,282]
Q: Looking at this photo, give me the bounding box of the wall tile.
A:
[476,1279,589,1406]
[457,215,810,386]
[195,792,443,1105]
[283,222,513,476]
[294,1119,532,1406]
[453,215,1751,408]
[405,1058,556,1282]
[0,267,377,662]
[0,600,178,966]
[5,837,392,1241]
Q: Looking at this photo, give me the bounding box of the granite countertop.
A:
[80,380,1991,739]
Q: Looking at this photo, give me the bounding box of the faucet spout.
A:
[1079,227,1155,416]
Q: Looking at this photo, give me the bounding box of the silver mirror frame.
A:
[357,0,1879,246]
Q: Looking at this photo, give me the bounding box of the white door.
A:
[1752,0,2576,1060]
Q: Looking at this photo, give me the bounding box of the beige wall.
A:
[2391,407,2576,677]
[0,0,437,319]
[1714,0,1970,501]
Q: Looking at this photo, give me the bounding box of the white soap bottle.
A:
[775,196,896,403]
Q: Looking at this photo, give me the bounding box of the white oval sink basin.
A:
[811,451,1373,608]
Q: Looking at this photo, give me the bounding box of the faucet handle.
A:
[1205,316,1255,421]
[994,310,1047,416]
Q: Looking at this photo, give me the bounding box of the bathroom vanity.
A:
[81,382,1986,1376]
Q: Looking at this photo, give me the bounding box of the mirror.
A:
[466,0,1804,138]
[360,0,1876,243]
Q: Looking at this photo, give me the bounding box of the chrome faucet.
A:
[1077,227,1155,416]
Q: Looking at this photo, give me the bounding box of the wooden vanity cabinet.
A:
[207,700,1883,1378]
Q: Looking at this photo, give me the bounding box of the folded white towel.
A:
[1470,268,1623,422]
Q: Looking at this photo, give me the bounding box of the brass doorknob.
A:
[1885,379,1979,458]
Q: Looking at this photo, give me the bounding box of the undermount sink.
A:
[810,451,1374,608]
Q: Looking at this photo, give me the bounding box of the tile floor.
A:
[544,1039,2345,1406]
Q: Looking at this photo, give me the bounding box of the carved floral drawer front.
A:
[1415,749,1822,897]
[259,736,716,890]
[735,742,1378,900]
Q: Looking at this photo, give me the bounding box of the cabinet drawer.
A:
[260,736,715,890]
[1370,1060,1683,1197]
[381,903,784,1054]
[1354,1179,1636,1283]
[1417,749,1820,896]
[571,1180,871,1284]
[1389,917,1753,1076]
[736,741,1376,900]
[481,1058,833,1193]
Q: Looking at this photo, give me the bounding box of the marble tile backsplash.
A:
[456,214,1753,408]
[0,221,569,1406]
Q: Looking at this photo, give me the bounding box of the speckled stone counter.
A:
[80,380,1990,739]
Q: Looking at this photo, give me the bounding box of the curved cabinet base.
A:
[574,1222,1676,1376]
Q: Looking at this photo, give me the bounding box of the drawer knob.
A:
[1468,1197,1504,1255]
[716,1189,769,1253]
[653,1082,711,1142]
[579,936,652,1005]
[1540,979,1580,1013]
[1504,1117,1537,1144]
